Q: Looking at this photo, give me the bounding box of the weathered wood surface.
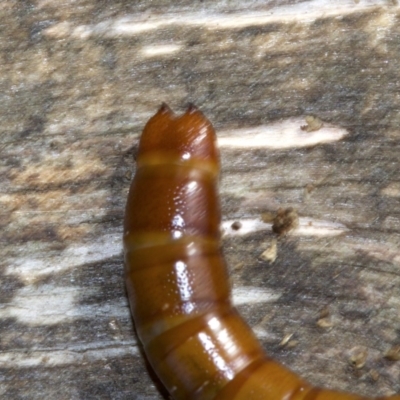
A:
[1,1,400,399]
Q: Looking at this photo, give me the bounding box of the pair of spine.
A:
[123,104,399,400]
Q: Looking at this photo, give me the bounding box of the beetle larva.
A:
[123,104,399,400]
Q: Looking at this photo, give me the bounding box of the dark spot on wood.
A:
[231,221,242,230]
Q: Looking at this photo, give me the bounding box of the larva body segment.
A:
[123,105,400,400]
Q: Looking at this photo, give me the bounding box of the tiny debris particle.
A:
[125,170,132,180]
[272,208,299,235]
[384,345,400,361]
[301,115,324,132]
[369,369,380,382]
[318,306,330,319]
[279,333,294,347]
[286,340,298,348]
[349,347,368,369]
[260,239,278,263]
[316,317,334,329]
[280,338,299,349]
[231,221,242,230]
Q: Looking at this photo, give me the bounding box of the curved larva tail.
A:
[123,105,400,400]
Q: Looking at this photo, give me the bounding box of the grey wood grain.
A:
[1,1,400,399]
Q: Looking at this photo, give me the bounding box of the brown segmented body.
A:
[123,104,399,400]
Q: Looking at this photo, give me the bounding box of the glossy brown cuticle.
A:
[124,105,400,400]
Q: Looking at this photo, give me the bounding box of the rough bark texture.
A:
[1,1,400,399]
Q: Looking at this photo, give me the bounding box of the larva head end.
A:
[138,105,219,168]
